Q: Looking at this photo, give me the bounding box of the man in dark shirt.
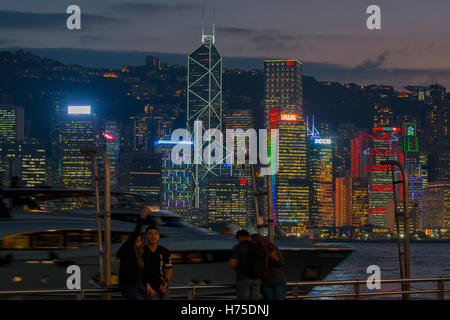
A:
[142,225,173,300]
[229,229,263,300]
[117,206,152,300]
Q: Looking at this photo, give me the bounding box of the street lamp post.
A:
[381,159,410,300]
[81,146,111,298]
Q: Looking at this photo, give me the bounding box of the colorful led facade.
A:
[403,122,424,231]
[367,127,403,227]
[154,141,193,221]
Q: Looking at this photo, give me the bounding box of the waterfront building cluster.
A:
[1,36,449,240]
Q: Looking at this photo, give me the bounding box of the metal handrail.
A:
[0,277,448,299]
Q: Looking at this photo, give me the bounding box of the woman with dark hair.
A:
[251,234,287,300]
[117,206,152,300]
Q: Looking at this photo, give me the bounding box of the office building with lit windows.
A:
[308,137,334,227]
[223,108,256,220]
[351,177,369,227]
[20,139,47,188]
[207,176,250,228]
[335,176,368,228]
[264,59,308,233]
[100,120,121,191]
[129,112,153,152]
[0,105,24,183]
[268,108,309,232]
[423,181,450,230]
[60,106,96,191]
[119,152,161,204]
[335,177,351,227]
[0,105,24,144]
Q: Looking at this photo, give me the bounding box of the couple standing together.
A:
[117,206,172,300]
[230,229,287,300]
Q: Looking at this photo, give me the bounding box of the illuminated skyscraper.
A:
[154,140,193,221]
[207,177,250,228]
[60,106,96,191]
[309,137,334,227]
[264,60,307,233]
[101,120,121,190]
[264,60,303,124]
[130,111,152,152]
[0,105,24,143]
[335,177,351,227]
[424,84,447,150]
[269,109,308,232]
[430,139,450,182]
[187,26,223,210]
[335,176,368,228]
[350,130,369,179]
[351,177,369,227]
[373,103,393,127]
[423,181,450,230]
[223,108,255,221]
[403,122,424,231]
[367,126,403,227]
[20,139,47,188]
[334,123,355,178]
[0,105,24,184]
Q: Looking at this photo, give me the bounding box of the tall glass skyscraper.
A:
[308,137,334,227]
[187,29,223,213]
[264,60,308,234]
[60,107,96,191]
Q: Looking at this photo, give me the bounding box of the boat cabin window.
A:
[0,229,129,250]
[32,233,64,249]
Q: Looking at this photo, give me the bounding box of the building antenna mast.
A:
[201,4,205,43]
[212,6,216,43]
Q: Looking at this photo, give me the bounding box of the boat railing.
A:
[0,277,449,300]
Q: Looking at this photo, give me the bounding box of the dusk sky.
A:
[1,0,450,88]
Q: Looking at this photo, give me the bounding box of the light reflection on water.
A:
[308,242,450,300]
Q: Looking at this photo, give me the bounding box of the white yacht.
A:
[0,188,354,292]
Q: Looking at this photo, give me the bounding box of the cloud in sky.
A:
[0,10,126,31]
[110,2,200,15]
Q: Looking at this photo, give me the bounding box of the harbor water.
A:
[309,242,450,299]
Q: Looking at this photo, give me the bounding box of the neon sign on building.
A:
[280,113,298,121]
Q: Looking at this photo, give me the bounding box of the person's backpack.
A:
[242,241,267,280]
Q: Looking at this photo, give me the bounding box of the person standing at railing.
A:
[142,224,173,300]
[116,206,151,300]
[251,234,287,300]
[229,229,267,300]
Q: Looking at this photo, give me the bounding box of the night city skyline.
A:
[1,0,450,304]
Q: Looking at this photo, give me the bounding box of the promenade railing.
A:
[0,277,448,300]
